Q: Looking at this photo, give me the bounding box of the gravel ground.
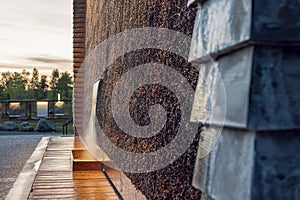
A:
[0,132,62,200]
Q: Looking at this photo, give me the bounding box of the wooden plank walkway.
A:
[28,137,119,200]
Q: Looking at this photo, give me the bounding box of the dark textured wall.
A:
[248,46,300,130]
[252,0,300,41]
[85,0,201,199]
[253,130,300,200]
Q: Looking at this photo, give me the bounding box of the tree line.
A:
[0,68,73,100]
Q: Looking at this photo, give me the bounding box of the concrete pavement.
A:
[0,132,71,200]
[0,135,42,200]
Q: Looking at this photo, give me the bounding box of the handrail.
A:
[62,118,73,135]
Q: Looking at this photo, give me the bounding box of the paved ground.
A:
[0,132,67,200]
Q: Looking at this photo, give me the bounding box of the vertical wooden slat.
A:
[73,0,86,136]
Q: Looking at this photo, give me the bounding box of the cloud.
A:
[0,63,73,76]
[0,0,73,75]
[25,55,72,64]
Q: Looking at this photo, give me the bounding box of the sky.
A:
[0,0,73,75]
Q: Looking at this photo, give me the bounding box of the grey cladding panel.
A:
[189,0,252,62]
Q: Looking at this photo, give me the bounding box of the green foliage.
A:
[0,72,11,99]
[0,68,73,101]
[57,71,73,99]
[38,75,48,99]
[21,69,30,90]
[0,71,27,100]
[8,72,26,99]
[0,85,5,100]
[49,69,59,100]
[29,68,41,100]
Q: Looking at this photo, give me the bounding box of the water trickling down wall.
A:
[83,0,202,199]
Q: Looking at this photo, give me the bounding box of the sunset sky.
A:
[0,0,73,75]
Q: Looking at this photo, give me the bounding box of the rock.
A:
[0,121,20,131]
[20,122,34,132]
[0,125,6,131]
[21,126,34,132]
[36,119,56,132]
[20,122,30,128]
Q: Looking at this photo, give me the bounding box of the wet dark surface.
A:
[248,46,300,130]
[253,130,300,200]
[85,0,201,199]
[252,0,300,41]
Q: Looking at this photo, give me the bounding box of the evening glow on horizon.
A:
[0,0,73,75]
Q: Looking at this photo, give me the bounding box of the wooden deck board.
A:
[28,137,120,200]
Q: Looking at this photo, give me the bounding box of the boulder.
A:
[22,126,34,132]
[36,119,56,132]
[20,122,34,132]
[0,121,20,131]
[20,121,30,128]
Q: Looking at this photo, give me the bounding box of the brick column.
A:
[189,0,300,199]
[73,0,86,135]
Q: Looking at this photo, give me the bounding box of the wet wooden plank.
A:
[28,137,120,200]
[73,136,86,149]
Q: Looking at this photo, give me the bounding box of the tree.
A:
[30,68,39,89]
[21,69,30,90]
[0,68,73,101]
[21,69,31,99]
[57,71,73,99]
[29,68,40,99]
[6,72,26,100]
[49,69,59,100]
[39,75,48,99]
[0,72,11,99]
[0,85,5,100]
[0,79,7,100]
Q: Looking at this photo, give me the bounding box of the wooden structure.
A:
[28,137,119,200]
[73,0,86,136]
[0,99,72,119]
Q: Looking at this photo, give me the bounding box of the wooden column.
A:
[73,0,86,136]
